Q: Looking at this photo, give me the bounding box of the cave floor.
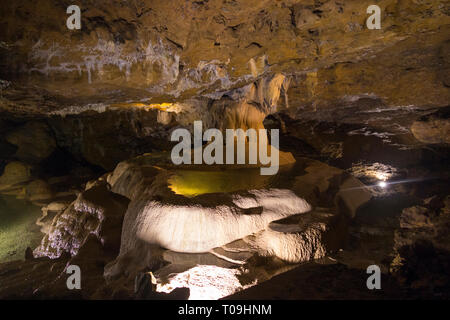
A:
[0,162,448,300]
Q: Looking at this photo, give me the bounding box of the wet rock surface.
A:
[1,1,449,111]
[411,107,450,144]
[34,181,129,259]
[0,0,449,301]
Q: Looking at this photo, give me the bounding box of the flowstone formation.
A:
[2,150,370,299]
[0,0,449,301]
[99,154,368,298]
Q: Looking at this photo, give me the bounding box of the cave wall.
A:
[0,0,448,113]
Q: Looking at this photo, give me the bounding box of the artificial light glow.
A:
[375,172,389,181]
[155,265,256,300]
[378,181,387,188]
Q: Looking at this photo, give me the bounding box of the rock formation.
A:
[0,0,449,301]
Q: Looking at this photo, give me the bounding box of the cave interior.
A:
[0,0,449,300]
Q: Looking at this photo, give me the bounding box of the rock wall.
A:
[0,0,448,114]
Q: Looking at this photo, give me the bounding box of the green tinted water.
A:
[0,195,43,263]
[167,163,302,197]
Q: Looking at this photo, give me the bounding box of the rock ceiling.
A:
[0,0,448,115]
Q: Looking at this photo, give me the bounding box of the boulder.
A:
[244,208,347,263]
[120,187,311,254]
[411,108,450,144]
[0,161,32,195]
[34,182,129,259]
[25,179,54,204]
[293,160,343,206]
[36,201,71,234]
[335,177,372,218]
[399,206,434,229]
[6,121,56,163]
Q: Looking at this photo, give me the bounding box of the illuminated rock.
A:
[36,201,71,234]
[34,182,129,259]
[246,222,326,263]
[411,109,450,144]
[120,188,310,254]
[25,179,54,204]
[0,161,32,195]
[336,177,372,218]
[155,264,253,300]
[5,122,56,163]
[244,209,344,263]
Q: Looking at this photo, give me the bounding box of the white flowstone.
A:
[245,222,327,263]
[120,188,311,254]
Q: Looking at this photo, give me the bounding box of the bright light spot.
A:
[375,172,389,181]
[378,181,387,188]
[155,265,256,300]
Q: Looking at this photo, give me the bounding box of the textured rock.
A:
[108,156,312,254]
[389,195,450,295]
[47,108,173,170]
[244,206,349,263]
[36,201,71,234]
[25,179,54,203]
[399,206,434,229]
[0,0,448,116]
[411,108,450,144]
[5,122,56,163]
[0,0,449,301]
[102,153,366,291]
[34,182,129,259]
[0,161,32,195]
[245,217,326,263]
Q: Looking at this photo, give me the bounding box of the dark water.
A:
[0,195,43,263]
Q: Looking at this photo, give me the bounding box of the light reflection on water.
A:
[167,164,299,197]
[167,168,271,197]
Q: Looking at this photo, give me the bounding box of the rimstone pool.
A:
[166,165,299,197]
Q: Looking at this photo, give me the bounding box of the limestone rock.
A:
[293,160,343,206]
[336,176,372,218]
[5,122,56,163]
[1,0,448,116]
[34,182,129,259]
[245,220,327,263]
[244,208,347,263]
[411,108,450,144]
[25,179,54,204]
[0,161,32,195]
[120,187,311,254]
[36,201,71,234]
[103,154,360,293]
[399,206,434,229]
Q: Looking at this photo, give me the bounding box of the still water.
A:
[0,195,43,263]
